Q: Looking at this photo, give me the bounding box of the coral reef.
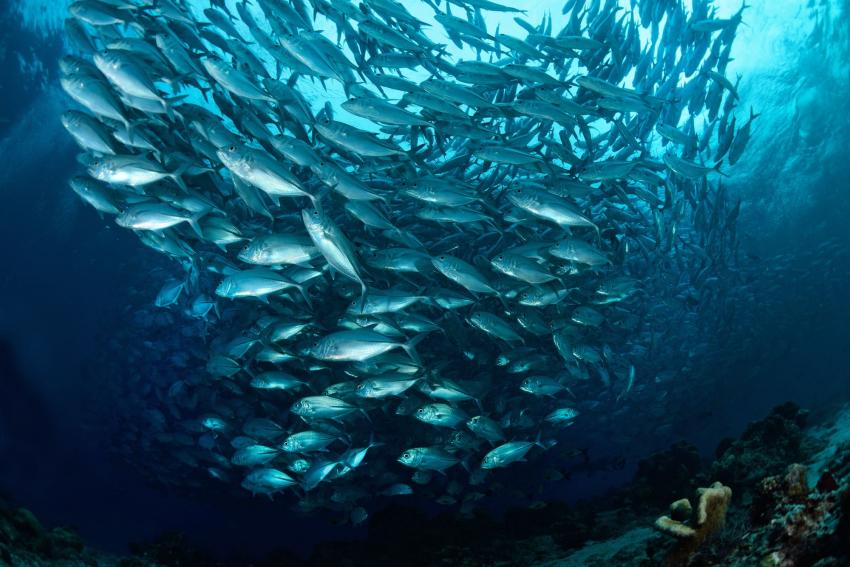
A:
[654,482,733,566]
[556,404,850,567]
[680,410,850,567]
[730,454,850,566]
[712,402,814,491]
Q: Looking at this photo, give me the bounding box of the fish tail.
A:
[357,282,369,315]
[295,283,312,309]
[158,96,177,122]
[534,430,556,450]
[460,455,475,474]
[169,161,191,191]
[187,211,206,239]
[402,333,426,365]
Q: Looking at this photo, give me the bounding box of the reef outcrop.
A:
[551,404,849,567]
[726,452,850,565]
[712,402,813,491]
[0,499,126,566]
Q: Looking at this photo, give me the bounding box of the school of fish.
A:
[61,0,756,521]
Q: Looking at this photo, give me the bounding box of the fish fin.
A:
[169,162,191,192]
[123,118,145,144]
[294,283,312,309]
[534,430,557,450]
[356,282,368,314]
[159,97,177,122]
[187,211,206,238]
[401,333,426,365]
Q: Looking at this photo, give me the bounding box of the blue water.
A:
[1,0,849,561]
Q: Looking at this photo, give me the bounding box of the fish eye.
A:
[403,452,411,459]
[438,255,445,260]
[228,145,236,151]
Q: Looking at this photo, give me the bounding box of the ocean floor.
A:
[2,403,849,566]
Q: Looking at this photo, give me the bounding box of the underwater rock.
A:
[654,482,733,567]
[712,403,812,491]
[0,497,139,566]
